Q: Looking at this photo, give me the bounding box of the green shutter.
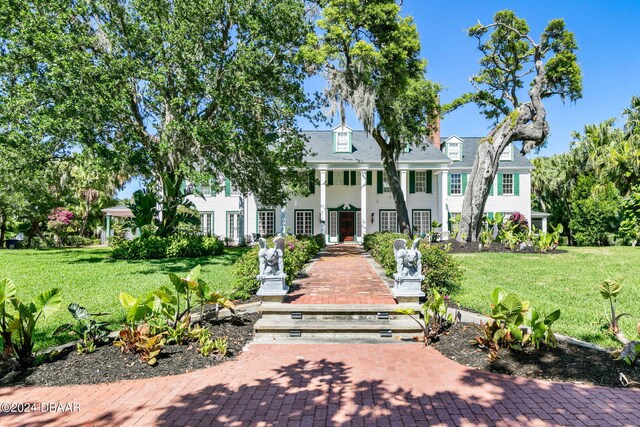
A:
[328,171,333,186]
[409,171,416,194]
[366,171,372,186]
[514,173,520,196]
[180,180,187,194]
[489,178,494,196]
[462,174,468,194]
[447,173,451,196]
[224,178,231,196]
[488,212,494,220]
[343,171,349,185]
[350,170,356,186]
[426,171,432,193]
[497,173,503,196]
[308,170,315,194]
[377,171,383,194]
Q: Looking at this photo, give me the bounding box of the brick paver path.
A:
[1,343,638,426]
[285,245,396,305]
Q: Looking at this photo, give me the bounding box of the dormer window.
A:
[500,143,513,161]
[333,124,353,153]
[444,136,463,161]
[335,132,350,152]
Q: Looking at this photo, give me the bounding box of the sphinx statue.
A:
[393,238,422,278]
[256,236,288,301]
[391,237,425,302]
[258,237,285,276]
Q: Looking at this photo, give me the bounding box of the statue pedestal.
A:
[392,274,425,303]
[256,274,288,303]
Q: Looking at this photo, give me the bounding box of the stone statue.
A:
[258,237,284,276]
[256,236,288,301]
[393,238,422,278]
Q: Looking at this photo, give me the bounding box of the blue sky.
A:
[119,1,640,198]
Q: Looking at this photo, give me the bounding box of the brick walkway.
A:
[1,343,638,426]
[284,245,396,305]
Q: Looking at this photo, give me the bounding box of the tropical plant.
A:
[523,307,561,349]
[53,303,110,354]
[0,278,16,359]
[113,323,165,366]
[8,288,63,367]
[598,279,630,337]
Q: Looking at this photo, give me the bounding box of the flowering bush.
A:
[47,208,74,246]
[507,212,529,234]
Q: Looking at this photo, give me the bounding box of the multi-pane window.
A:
[412,210,431,235]
[295,210,313,235]
[379,210,397,232]
[329,211,338,239]
[333,172,344,186]
[502,174,514,195]
[257,210,275,236]
[355,211,362,238]
[500,143,513,161]
[199,184,211,196]
[336,132,350,152]
[383,172,392,193]
[415,171,427,193]
[447,142,461,161]
[450,173,462,195]
[200,213,214,235]
[227,213,239,242]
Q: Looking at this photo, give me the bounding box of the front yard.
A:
[452,246,640,348]
[0,247,248,351]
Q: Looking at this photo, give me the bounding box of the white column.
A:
[320,170,327,237]
[238,196,245,244]
[440,171,449,235]
[280,206,286,235]
[360,170,367,239]
[542,217,548,233]
[400,170,408,202]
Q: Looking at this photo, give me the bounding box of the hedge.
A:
[363,232,463,295]
[110,234,224,260]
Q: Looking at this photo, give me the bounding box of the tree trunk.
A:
[379,143,412,237]
[79,198,91,237]
[0,213,6,249]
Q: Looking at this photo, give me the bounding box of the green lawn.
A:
[0,247,248,351]
[452,246,640,348]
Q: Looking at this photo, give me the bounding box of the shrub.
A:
[363,232,463,295]
[64,235,94,247]
[53,303,111,354]
[111,234,224,260]
[507,212,529,234]
[570,176,621,246]
[231,235,323,299]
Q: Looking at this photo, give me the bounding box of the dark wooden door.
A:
[339,212,355,242]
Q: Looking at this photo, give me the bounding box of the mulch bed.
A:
[0,313,258,387]
[432,322,640,388]
[438,240,565,254]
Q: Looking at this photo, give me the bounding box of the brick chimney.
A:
[430,113,441,150]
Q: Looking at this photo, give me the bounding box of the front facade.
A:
[188,125,533,244]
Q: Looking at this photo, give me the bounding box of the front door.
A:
[339,212,355,242]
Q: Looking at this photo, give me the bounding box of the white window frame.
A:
[200,212,214,235]
[412,210,431,235]
[415,171,427,193]
[447,142,461,161]
[329,211,338,239]
[333,172,344,186]
[382,172,392,193]
[450,173,462,195]
[502,173,514,195]
[335,132,350,152]
[379,210,397,233]
[257,210,275,236]
[227,212,240,242]
[295,210,313,236]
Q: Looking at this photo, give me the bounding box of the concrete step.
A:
[254,317,423,339]
[258,303,422,320]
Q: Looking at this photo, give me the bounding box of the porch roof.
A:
[102,205,134,218]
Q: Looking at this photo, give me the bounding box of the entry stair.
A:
[254,303,424,343]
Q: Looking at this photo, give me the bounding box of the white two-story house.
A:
[187,124,533,244]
